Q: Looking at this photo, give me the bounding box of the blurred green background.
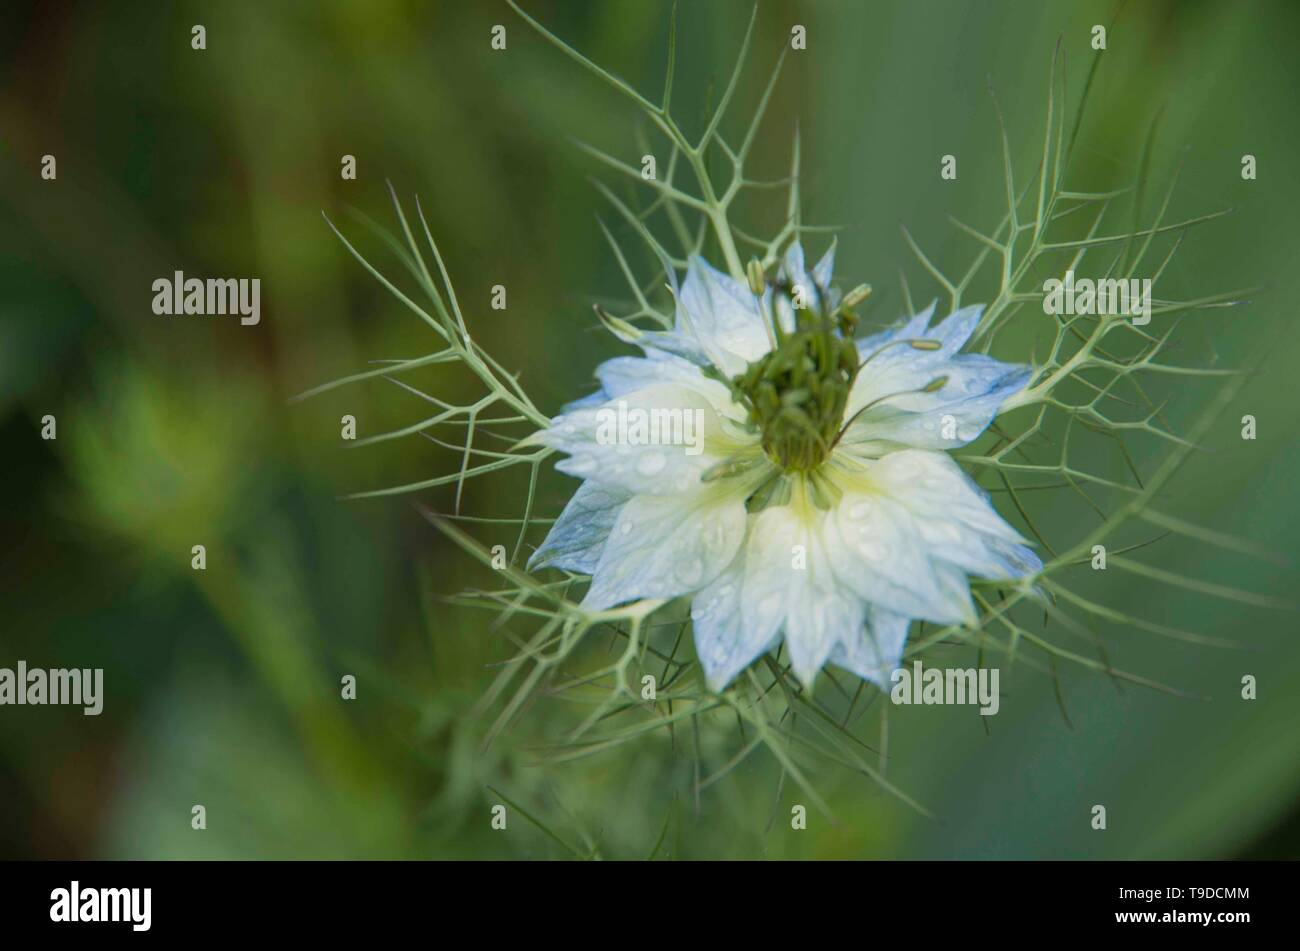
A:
[1,0,1297,859]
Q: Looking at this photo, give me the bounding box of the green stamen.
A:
[730,277,860,473]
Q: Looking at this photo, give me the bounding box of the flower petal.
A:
[536,383,740,496]
[594,352,746,420]
[581,487,747,611]
[771,242,840,334]
[829,607,911,688]
[739,503,865,688]
[844,300,1029,454]
[823,449,1040,625]
[677,255,770,374]
[812,242,836,290]
[823,489,974,624]
[690,534,779,691]
[528,480,628,574]
[841,357,1031,453]
[854,301,937,358]
[870,450,1042,580]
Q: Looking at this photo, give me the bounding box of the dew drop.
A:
[636,452,666,476]
[858,539,885,560]
[676,557,704,586]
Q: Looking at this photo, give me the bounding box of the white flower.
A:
[530,243,1040,691]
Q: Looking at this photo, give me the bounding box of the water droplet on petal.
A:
[636,452,666,476]
[676,557,704,586]
[859,539,885,560]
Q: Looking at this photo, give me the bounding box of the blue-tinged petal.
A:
[869,449,1031,544]
[812,242,836,290]
[822,490,975,624]
[774,241,840,328]
[738,502,867,688]
[690,534,780,691]
[826,448,1041,601]
[535,382,735,496]
[581,487,747,611]
[528,480,629,574]
[592,352,746,421]
[677,255,770,374]
[841,358,1031,453]
[830,608,911,689]
[855,301,938,360]
[562,389,608,412]
[631,328,716,369]
[854,302,980,368]
[780,241,808,290]
[926,303,984,355]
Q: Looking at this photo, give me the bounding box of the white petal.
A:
[677,256,770,374]
[536,383,736,496]
[823,490,973,624]
[690,535,779,690]
[924,303,984,355]
[830,607,911,688]
[781,242,808,285]
[824,449,1040,615]
[853,302,978,372]
[593,352,746,421]
[855,301,937,358]
[784,564,865,689]
[561,389,609,412]
[740,503,864,688]
[771,242,839,332]
[871,450,1029,544]
[841,358,1031,453]
[528,480,628,574]
[582,487,747,611]
[844,300,1029,456]
[812,242,836,290]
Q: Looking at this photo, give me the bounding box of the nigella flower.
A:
[529,243,1041,692]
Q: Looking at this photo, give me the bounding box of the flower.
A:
[529,243,1041,691]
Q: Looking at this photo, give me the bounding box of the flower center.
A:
[731,277,861,473]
